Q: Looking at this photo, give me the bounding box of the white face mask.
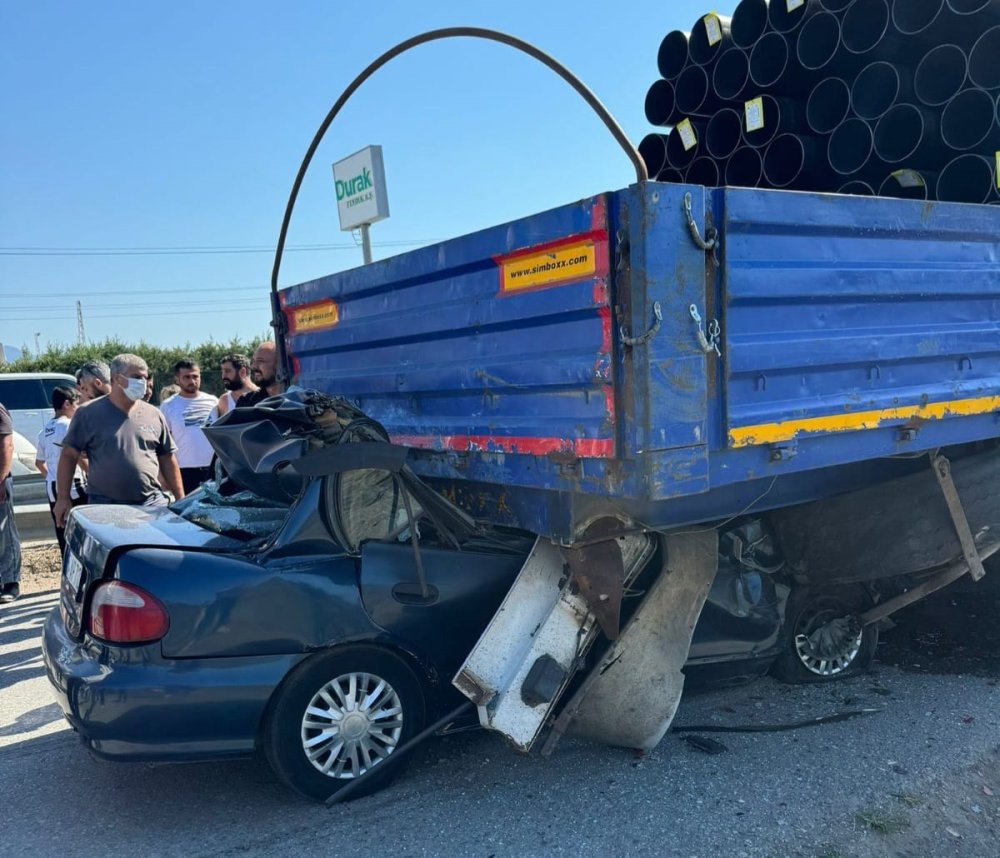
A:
[121,376,147,402]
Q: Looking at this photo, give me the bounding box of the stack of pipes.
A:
[639,0,1000,204]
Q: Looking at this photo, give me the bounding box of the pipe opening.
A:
[763,134,807,187]
[892,0,946,35]
[829,117,875,174]
[807,77,851,134]
[969,26,1000,91]
[750,32,790,89]
[657,30,690,80]
[726,146,763,187]
[639,134,670,177]
[656,167,684,183]
[769,0,810,34]
[798,12,841,71]
[690,14,731,66]
[936,154,995,204]
[941,88,998,150]
[707,108,744,159]
[879,170,932,200]
[713,47,750,100]
[676,64,712,116]
[645,79,678,126]
[686,156,721,187]
[874,104,925,163]
[852,62,901,121]
[666,121,705,170]
[732,0,769,49]
[843,0,891,55]
[915,45,968,107]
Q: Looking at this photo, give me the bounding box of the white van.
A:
[0,373,79,467]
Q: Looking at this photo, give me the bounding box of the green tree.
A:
[2,336,265,398]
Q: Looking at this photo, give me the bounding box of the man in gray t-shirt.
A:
[54,353,185,526]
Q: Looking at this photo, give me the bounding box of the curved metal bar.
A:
[270,27,647,354]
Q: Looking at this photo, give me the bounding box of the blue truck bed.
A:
[278,183,1000,540]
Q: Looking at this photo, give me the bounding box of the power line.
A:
[0,239,441,257]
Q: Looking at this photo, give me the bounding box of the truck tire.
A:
[263,646,426,802]
[771,448,1000,585]
[770,585,878,684]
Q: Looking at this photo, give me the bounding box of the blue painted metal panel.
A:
[278,183,1000,540]
[721,190,1000,448]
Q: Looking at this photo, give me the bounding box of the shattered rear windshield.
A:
[171,479,291,541]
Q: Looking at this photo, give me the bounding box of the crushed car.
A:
[43,392,877,801]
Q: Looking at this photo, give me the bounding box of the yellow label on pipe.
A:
[745,97,765,132]
[678,118,698,151]
[704,14,723,45]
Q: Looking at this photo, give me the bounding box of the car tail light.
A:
[88,581,169,644]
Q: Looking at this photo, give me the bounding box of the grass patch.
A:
[855,808,909,835]
[891,792,922,808]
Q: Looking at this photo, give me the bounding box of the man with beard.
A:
[239,341,286,407]
[75,359,112,403]
[209,353,258,421]
[159,359,218,494]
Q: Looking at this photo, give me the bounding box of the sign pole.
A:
[360,223,373,265]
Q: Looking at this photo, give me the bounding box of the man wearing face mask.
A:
[53,353,185,528]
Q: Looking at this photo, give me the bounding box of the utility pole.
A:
[34,332,41,354]
[76,300,86,344]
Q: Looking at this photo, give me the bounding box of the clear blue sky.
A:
[1,1,709,354]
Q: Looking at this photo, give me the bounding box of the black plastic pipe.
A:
[666,119,709,170]
[742,93,809,148]
[843,0,911,61]
[852,61,915,121]
[878,169,937,200]
[639,133,670,177]
[657,30,691,80]
[726,145,764,187]
[690,13,732,67]
[874,103,944,165]
[644,79,681,127]
[936,153,997,203]
[676,64,722,117]
[828,117,877,175]
[731,0,770,49]
[807,77,852,134]
[838,179,877,196]
[686,155,722,187]
[769,0,812,34]
[712,47,752,101]
[892,0,948,36]
[941,87,1000,150]
[797,11,842,73]
[969,26,1000,91]
[750,31,811,94]
[914,45,968,106]
[656,166,685,183]
[706,107,745,159]
[764,133,827,189]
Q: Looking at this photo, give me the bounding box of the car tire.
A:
[263,646,426,802]
[770,586,878,684]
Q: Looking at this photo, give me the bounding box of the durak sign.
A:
[332,145,389,231]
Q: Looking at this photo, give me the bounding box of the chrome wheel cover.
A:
[301,671,404,779]
[794,609,863,677]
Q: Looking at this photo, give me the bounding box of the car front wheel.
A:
[263,646,426,801]
[770,586,878,684]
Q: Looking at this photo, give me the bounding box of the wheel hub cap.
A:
[300,671,404,779]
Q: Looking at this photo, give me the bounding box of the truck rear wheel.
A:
[770,586,878,684]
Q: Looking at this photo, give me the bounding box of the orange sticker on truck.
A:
[288,299,339,333]
[497,237,599,294]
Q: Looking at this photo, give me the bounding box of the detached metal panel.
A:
[721,190,1000,455]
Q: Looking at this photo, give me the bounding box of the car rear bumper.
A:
[42,607,306,762]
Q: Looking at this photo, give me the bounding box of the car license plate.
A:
[66,553,84,590]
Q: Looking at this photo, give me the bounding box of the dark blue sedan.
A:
[42,394,876,801]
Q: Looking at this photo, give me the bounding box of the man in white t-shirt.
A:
[35,385,88,552]
[159,359,218,494]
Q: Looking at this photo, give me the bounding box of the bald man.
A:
[240,342,287,407]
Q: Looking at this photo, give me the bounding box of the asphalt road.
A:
[3,577,999,858]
